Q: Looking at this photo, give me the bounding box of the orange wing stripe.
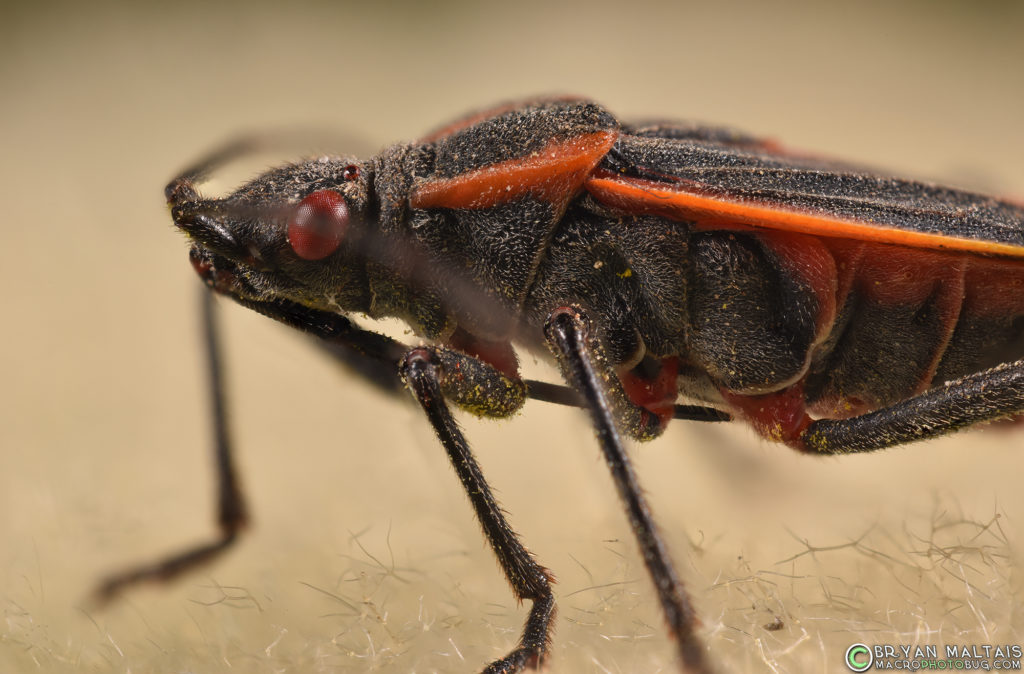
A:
[411,131,618,210]
[586,174,1024,259]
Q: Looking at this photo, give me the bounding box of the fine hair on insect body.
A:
[99,97,1024,673]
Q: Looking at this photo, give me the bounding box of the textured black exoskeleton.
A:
[103,98,1024,673]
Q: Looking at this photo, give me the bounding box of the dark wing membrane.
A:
[587,135,1024,257]
[621,120,781,151]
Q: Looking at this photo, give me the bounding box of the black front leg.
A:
[95,287,410,600]
[400,348,555,673]
[96,288,248,600]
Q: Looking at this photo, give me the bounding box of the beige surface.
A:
[2,1,1023,672]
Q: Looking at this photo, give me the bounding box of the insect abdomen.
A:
[805,241,1024,417]
[681,231,1024,420]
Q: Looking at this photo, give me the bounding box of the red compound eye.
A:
[287,189,348,260]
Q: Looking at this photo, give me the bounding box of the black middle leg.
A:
[543,306,712,674]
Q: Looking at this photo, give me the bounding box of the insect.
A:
[102,97,1024,673]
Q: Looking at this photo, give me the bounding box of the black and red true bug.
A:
[103,97,1024,673]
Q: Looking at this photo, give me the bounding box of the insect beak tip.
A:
[165,178,199,206]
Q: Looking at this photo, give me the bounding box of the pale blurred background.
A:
[2,1,1022,672]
